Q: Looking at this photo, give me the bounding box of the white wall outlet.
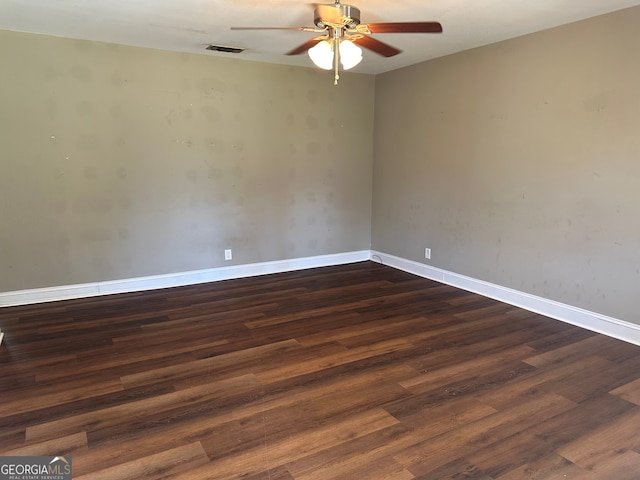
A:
[424,247,431,260]
[224,249,232,261]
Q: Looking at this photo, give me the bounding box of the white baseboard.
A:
[371,250,640,347]
[2,249,638,347]
[0,250,370,307]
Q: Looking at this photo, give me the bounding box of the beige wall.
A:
[2,7,638,323]
[0,30,374,291]
[373,7,640,322]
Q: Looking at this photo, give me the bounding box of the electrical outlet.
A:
[224,249,232,261]
[424,247,431,260]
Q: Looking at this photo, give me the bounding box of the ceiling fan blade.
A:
[366,22,443,34]
[286,37,326,55]
[351,35,401,57]
[231,26,324,33]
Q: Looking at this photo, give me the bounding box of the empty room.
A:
[1,1,640,478]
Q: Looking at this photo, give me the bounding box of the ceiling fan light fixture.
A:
[339,39,362,70]
[308,40,334,70]
[308,38,362,72]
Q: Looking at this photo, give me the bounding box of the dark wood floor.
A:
[1,261,640,479]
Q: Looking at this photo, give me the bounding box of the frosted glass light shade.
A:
[308,40,334,70]
[339,40,363,70]
[308,39,363,71]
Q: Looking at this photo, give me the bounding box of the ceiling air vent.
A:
[206,45,245,54]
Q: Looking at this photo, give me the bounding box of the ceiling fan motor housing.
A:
[314,4,361,29]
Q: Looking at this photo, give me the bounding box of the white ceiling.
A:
[1,0,639,75]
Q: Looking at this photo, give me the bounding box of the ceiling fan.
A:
[231,0,442,85]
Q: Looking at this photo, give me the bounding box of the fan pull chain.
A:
[334,37,340,85]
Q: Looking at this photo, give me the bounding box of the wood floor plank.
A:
[555,406,640,470]
[0,432,88,456]
[0,377,124,416]
[543,354,640,403]
[60,365,412,475]
[411,457,493,480]
[1,261,640,478]
[580,450,640,480]
[610,378,640,405]
[475,354,612,410]
[527,393,635,450]
[466,432,555,478]
[200,409,399,479]
[25,373,261,443]
[399,344,535,393]
[255,337,415,384]
[391,393,576,476]
[35,343,226,382]
[120,339,302,388]
[495,453,586,480]
[291,452,415,480]
[287,397,497,480]
[74,441,210,479]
